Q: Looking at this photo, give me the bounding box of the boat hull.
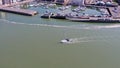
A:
[66,17,120,23]
[41,14,66,19]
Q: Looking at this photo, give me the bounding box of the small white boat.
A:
[60,39,73,44]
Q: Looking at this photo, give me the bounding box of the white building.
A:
[0,0,2,5]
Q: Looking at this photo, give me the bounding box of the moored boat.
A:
[41,13,52,18]
[66,16,120,23]
[66,15,90,22]
[41,13,66,19]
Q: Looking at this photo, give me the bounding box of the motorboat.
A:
[41,12,66,19]
[60,39,73,44]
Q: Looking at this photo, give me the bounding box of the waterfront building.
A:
[54,0,84,6]
[102,0,113,2]
[70,0,85,6]
[1,0,20,4]
[2,0,11,4]
[35,0,115,5]
[0,0,2,5]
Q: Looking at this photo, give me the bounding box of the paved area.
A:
[108,6,120,18]
[0,7,37,16]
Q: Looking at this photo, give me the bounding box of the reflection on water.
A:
[20,3,30,9]
[0,12,6,19]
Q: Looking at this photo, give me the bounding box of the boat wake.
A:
[1,19,119,44]
[60,36,117,44]
[60,37,92,44]
[1,19,120,30]
[86,24,120,29]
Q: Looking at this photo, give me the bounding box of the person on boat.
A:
[65,38,70,42]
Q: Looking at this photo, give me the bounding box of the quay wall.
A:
[0,7,38,16]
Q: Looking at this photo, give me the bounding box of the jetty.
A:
[0,7,37,16]
[0,0,38,16]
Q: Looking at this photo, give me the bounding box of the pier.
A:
[0,7,37,16]
[0,0,38,16]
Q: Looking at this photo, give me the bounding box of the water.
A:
[0,6,120,68]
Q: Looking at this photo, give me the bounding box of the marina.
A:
[0,0,33,8]
[0,0,120,21]
[1,0,120,68]
[40,5,120,23]
[39,0,120,23]
[1,6,120,68]
[65,6,120,23]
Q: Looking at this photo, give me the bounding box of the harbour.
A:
[40,6,120,23]
[38,0,120,23]
[0,0,120,21]
[1,10,120,68]
[1,0,120,68]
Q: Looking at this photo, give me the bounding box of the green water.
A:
[0,7,120,68]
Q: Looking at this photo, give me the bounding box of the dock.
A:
[0,7,37,16]
[0,0,38,16]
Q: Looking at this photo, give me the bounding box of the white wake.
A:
[1,19,120,30]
